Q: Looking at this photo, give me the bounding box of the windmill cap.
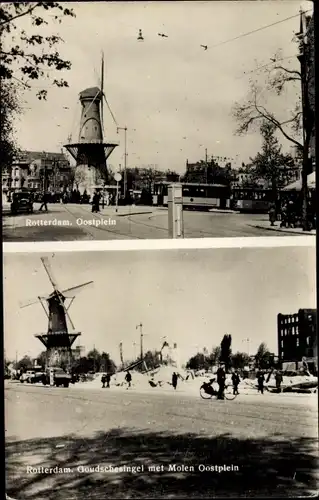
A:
[79,87,102,101]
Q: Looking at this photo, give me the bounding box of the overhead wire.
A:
[203,10,311,51]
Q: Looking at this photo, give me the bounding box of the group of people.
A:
[215,365,241,400]
[257,370,283,394]
[208,365,284,399]
[101,373,112,388]
[269,197,316,230]
[101,370,133,389]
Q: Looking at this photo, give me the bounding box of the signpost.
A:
[114,173,122,213]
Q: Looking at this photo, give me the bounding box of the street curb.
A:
[249,224,316,236]
[208,209,238,214]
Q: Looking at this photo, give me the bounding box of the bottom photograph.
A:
[4,245,317,499]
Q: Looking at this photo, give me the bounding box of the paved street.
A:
[2,203,307,241]
[5,382,318,499]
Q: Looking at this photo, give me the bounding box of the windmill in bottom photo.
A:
[20,257,93,370]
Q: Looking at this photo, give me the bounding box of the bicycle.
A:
[199,379,237,401]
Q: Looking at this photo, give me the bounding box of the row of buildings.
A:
[277,308,317,373]
[2,151,73,194]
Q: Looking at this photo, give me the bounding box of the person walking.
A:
[231,370,240,395]
[172,372,178,390]
[125,370,132,389]
[39,192,49,212]
[106,373,111,388]
[216,364,226,400]
[92,191,100,213]
[257,370,265,394]
[269,203,276,227]
[101,373,107,388]
[275,371,283,393]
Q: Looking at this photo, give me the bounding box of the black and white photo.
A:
[4,245,317,498]
[1,1,316,242]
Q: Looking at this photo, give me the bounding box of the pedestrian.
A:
[39,192,49,212]
[106,373,111,388]
[231,370,240,395]
[125,370,132,388]
[287,200,295,228]
[275,371,283,393]
[257,370,265,394]
[280,202,288,228]
[92,191,100,213]
[216,364,226,400]
[101,373,107,388]
[269,203,276,226]
[172,372,178,390]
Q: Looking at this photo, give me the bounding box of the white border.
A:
[2,236,316,253]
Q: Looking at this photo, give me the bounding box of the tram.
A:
[153,182,231,210]
[231,188,274,213]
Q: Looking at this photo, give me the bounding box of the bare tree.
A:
[232,12,314,230]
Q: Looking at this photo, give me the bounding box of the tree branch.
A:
[273,65,301,78]
[254,100,303,150]
[0,3,41,26]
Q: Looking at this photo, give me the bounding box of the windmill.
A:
[20,257,93,370]
[64,51,118,195]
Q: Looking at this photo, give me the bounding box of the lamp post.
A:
[117,127,128,199]
[205,148,208,184]
[136,323,144,360]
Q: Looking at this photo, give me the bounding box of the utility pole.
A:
[136,323,143,360]
[117,127,128,199]
[119,342,124,369]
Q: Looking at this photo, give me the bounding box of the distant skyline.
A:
[11,0,312,174]
[4,246,316,365]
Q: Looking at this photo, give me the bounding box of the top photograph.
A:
[1,0,316,242]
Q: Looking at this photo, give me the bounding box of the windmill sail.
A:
[61,280,94,297]
[41,257,60,291]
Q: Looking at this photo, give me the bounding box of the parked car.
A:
[20,370,45,384]
[42,367,71,388]
[11,191,34,215]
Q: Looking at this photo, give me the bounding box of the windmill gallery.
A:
[20,257,93,379]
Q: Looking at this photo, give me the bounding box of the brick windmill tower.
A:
[65,53,118,195]
[20,257,93,370]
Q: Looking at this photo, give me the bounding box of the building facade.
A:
[277,309,317,371]
[2,151,73,193]
[297,11,315,172]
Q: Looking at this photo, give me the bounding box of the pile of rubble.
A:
[73,368,318,395]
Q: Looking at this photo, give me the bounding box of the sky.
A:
[11,0,313,174]
[4,246,316,365]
